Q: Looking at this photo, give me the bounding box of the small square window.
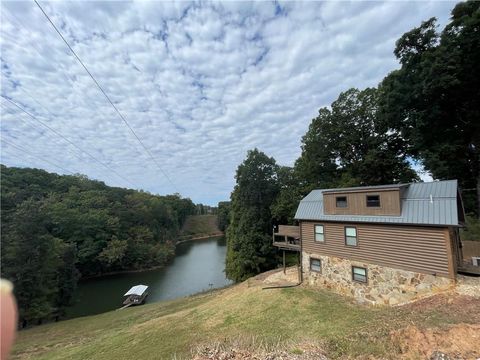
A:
[366,195,381,207]
[352,266,367,283]
[336,196,348,208]
[314,225,324,242]
[345,226,357,246]
[310,258,321,273]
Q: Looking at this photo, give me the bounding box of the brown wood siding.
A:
[323,190,401,216]
[444,228,455,279]
[301,221,451,277]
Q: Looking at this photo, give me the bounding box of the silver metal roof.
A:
[322,183,405,193]
[294,180,461,226]
[124,285,148,296]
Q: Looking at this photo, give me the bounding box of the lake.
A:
[66,236,231,318]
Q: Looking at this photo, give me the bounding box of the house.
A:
[273,180,466,305]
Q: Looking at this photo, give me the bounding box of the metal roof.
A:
[124,285,148,296]
[322,183,405,193]
[294,180,461,226]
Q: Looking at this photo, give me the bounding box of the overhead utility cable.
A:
[34,0,179,193]
[1,99,135,187]
[2,96,136,188]
[1,137,75,175]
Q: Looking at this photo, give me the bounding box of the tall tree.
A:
[217,201,231,232]
[270,166,303,225]
[226,149,280,281]
[1,199,62,325]
[296,88,418,190]
[379,1,480,215]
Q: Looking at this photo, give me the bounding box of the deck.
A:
[458,263,480,276]
[273,225,301,251]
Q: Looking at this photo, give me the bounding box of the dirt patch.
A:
[392,324,480,359]
[192,343,327,360]
[456,275,480,298]
[399,293,480,325]
[263,267,300,285]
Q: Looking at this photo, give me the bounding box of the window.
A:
[310,258,321,273]
[314,225,324,242]
[336,196,348,208]
[366,195,381,207]
[345,226,357,246]
[352,266,367,283]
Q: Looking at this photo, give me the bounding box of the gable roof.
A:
[294,180,462,227]
[124,285,148,296]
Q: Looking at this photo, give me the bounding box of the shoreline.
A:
[79,234,224,281]
[176,233,224,244]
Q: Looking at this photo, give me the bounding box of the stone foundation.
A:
[302,252,453,305]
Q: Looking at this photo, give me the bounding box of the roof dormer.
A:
[322,184,404,216]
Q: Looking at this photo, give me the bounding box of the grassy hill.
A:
[11,272,480,360]
[180,215,223,240]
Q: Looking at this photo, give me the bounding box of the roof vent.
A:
[430,194,433,204]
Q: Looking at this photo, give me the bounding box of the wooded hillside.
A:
[0,165,196,325]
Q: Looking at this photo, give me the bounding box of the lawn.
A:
[11,277,480,360]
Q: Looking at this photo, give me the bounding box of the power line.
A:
[1,70,60,119]
[1,69,150,190]
[1,95,136,188]
[1,99,134,186]
[33,0,179,193]
[1,137,75,175]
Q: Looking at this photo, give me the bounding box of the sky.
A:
[0,1,455,205]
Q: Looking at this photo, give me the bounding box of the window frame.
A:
[352,266,368,283]
[335,196,348,208]
[310,258,322,273]
[344,226,358,247]
[314,224,325,243]
[366,194,381,208]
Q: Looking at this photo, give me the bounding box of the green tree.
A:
[296,88,418,189]
[0,165,197,323]
[97,237,128,267]
[295,107,339,192]
[225,149,280,281]
[1,199,62,325]
[379,1,480,215]
[270,166,302,225]
[217,201,231,232]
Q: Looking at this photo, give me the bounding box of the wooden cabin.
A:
[273,180,470,305]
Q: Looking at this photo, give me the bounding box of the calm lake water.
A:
[66,236,231,318]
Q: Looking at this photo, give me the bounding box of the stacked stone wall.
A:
[302,252,453,305]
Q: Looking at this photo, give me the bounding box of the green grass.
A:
[11,279,479,360]
[180,215,222,238]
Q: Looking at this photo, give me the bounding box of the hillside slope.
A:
[11,270,480,360]
[180,215,223,240]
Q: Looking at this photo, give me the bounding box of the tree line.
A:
[0,165,196,326]
[225,1,479,282]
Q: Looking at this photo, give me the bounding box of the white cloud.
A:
[0,0,454,204]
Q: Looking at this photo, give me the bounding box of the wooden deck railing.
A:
[462,240,480,259]
[273,225,301,251]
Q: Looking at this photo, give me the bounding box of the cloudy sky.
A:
[1,1,454,205]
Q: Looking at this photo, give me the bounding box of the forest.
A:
[226,1,479,282]
[0,165,196,325]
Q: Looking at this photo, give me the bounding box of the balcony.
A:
[273,225,301,251]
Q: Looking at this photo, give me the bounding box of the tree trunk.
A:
[477,170,480,219]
